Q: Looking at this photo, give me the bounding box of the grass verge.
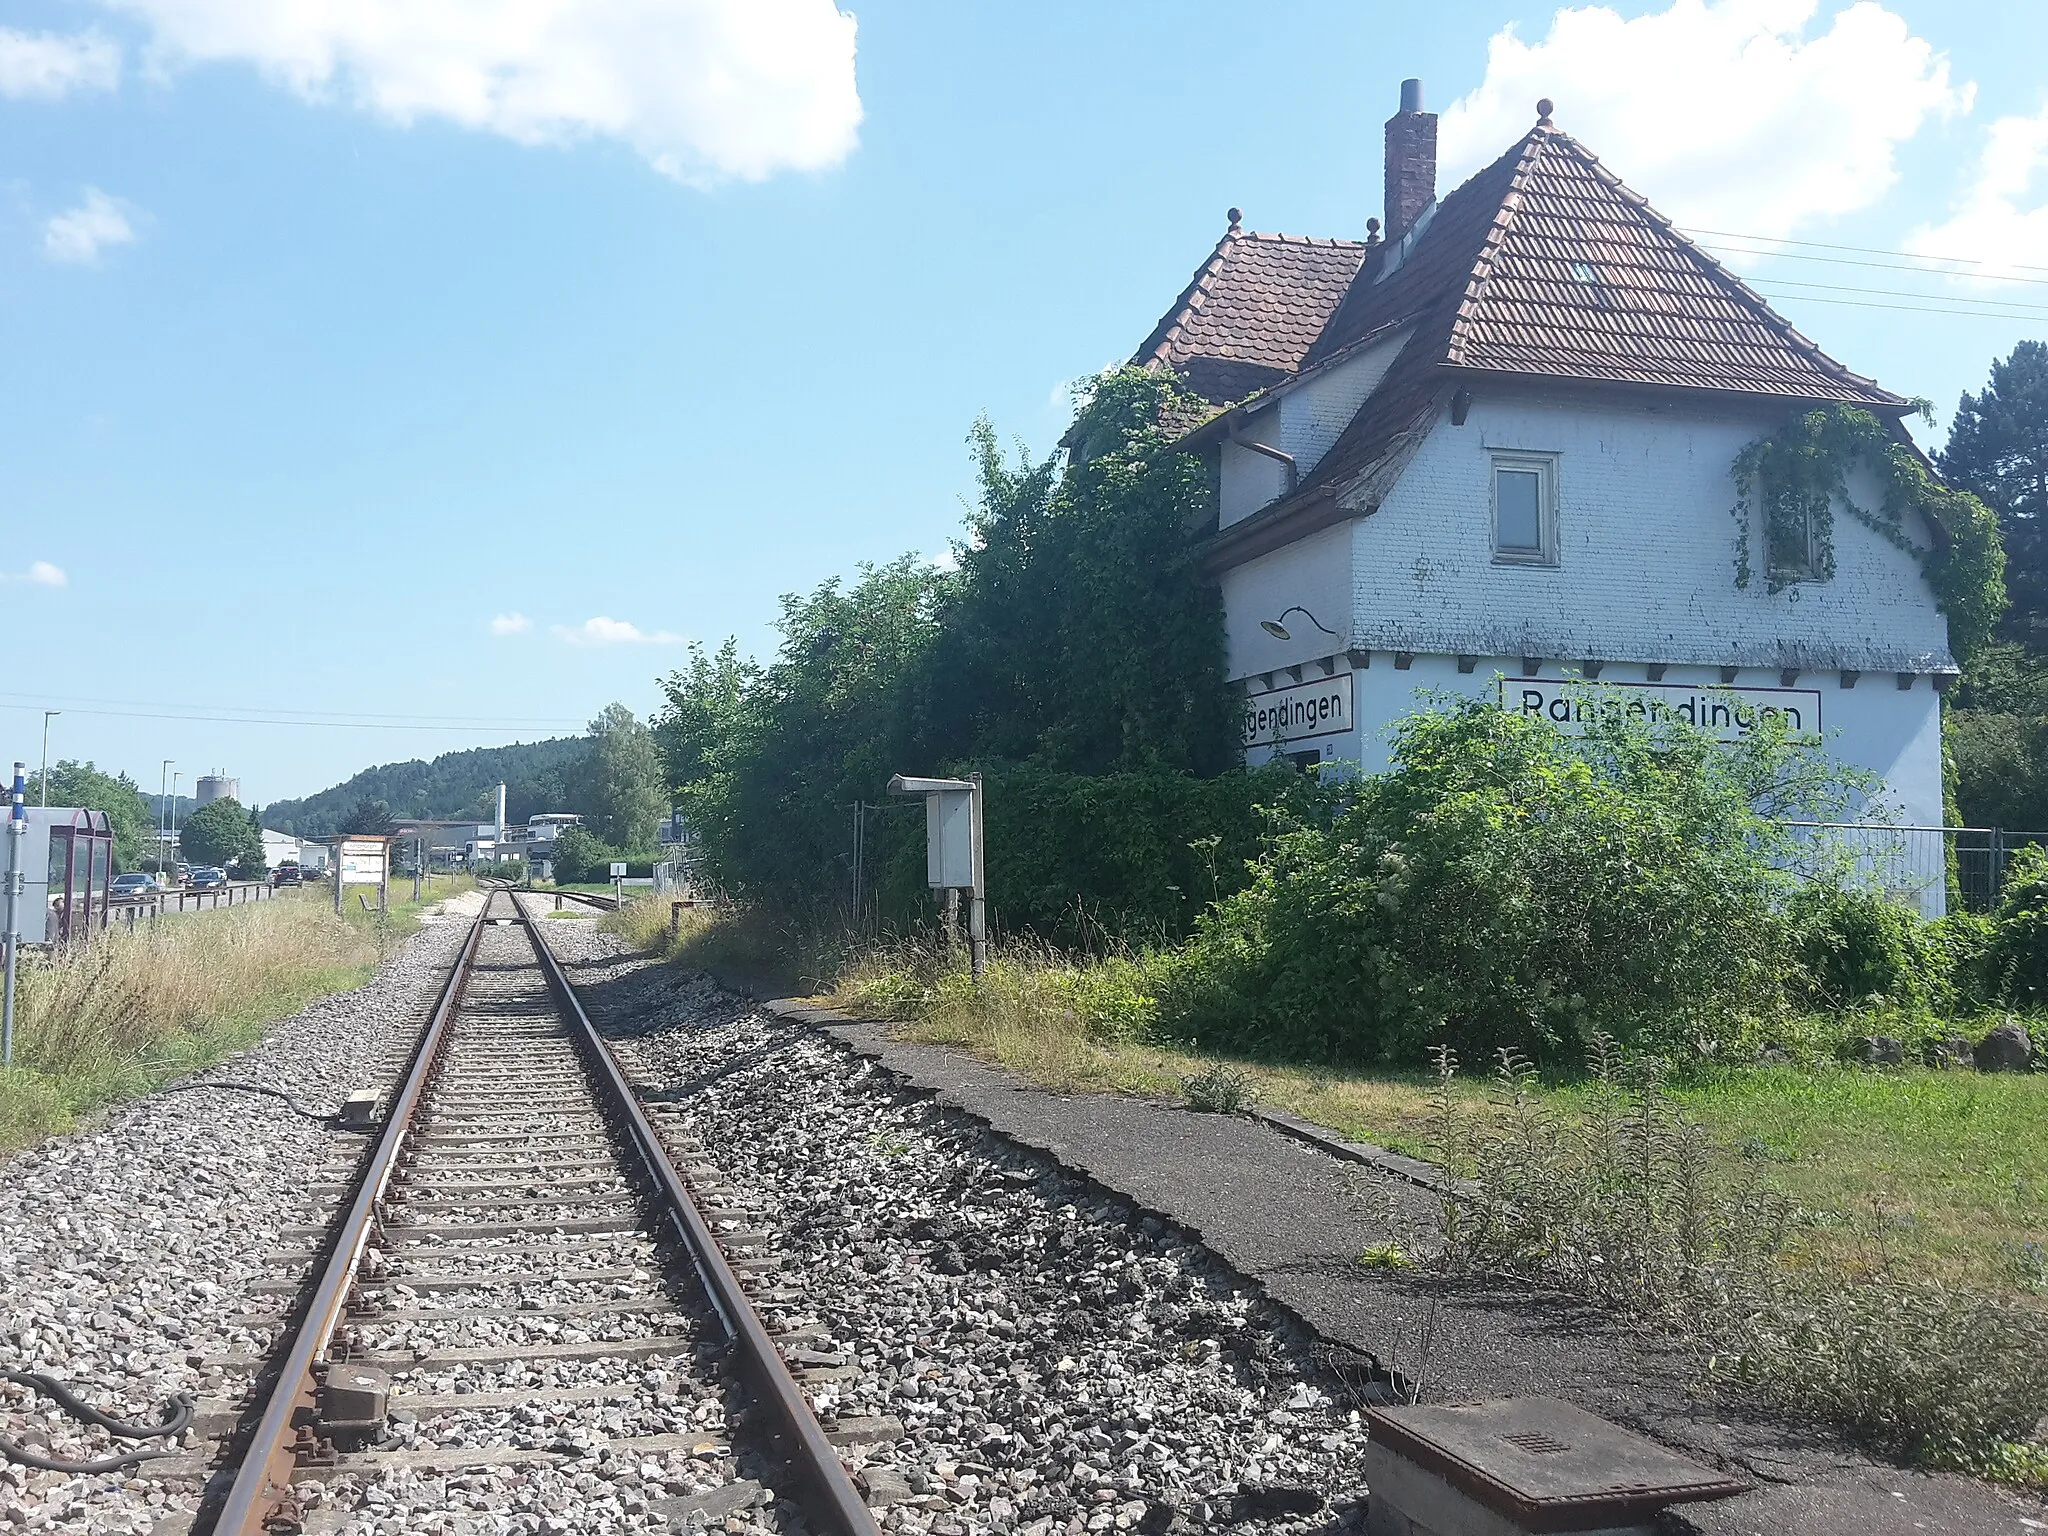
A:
[0,878,473,1156]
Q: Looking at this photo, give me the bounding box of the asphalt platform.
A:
[764,1000,2048,1536]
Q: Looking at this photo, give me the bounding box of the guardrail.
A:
[105,880,282,927]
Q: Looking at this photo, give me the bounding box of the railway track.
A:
[205,888,875,1535]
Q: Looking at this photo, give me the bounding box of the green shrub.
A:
[1979,845,2048,1005]
[1790,884,1956,1011]
[1158,693,1864,1065]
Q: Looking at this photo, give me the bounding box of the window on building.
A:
[1767,504,1827,582]
[1492,453,1557,564]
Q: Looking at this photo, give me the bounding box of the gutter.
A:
[1228,426,1297,494]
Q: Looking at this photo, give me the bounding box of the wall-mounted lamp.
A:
[1259,606,1340,642]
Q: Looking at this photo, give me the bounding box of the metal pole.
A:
[39,713,58,807]
[170,772,180,876]
[4,761,27,1069]
[159,760,172,874]
[414,834,423,902]
[967,772,987,983]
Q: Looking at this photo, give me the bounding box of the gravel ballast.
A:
[537,915,1379,1535]
[0,899,480,1535]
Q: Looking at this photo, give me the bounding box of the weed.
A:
[1426,1037,2048,1470]
[1181,1060,1257,1114]
[1357,1243,1414,1271]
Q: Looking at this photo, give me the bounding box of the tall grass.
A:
[1430,1043,2048,1483]
[0,892,420,1154]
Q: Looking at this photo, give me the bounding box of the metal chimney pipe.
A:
[1399,77,1423,113]
[496,782,507,841]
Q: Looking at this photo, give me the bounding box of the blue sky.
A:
[4,0,2046,804]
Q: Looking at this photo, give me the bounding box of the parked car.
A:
[110,872,161,901]
[189,867,230,890]
[271,864,303,887]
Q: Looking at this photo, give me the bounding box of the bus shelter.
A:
[20,807,115,945]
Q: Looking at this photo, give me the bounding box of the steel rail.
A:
[512,897,882,1536]
[208,895,492,1535]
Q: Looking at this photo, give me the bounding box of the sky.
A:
[3,0,2046,805]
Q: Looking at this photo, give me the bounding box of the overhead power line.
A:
[0,689,578,726]
[0,701,584,733]
[1686,226,2048,279]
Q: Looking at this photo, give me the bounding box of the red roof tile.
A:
[1133,225,1368,406]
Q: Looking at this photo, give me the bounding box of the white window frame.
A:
[1491,451,1559,566]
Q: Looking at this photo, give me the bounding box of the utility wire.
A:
[0,690,578,727]
[1697,239,2048,289]
[1758,277,2048,315]
[1752,288,2048,322]
[1686,225,2048,278]
[0,702,583,732]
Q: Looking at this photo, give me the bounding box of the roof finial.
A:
[1366,217,1382,247]
[1536,97,1554,125]
[1226,206,1243,233]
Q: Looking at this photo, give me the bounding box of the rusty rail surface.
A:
[207,885,877,1536]
[514,895,880,1536]
[205,895,490,1534]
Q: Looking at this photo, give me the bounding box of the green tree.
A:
[24,761,155,871]
[925,372,1236,774]
[1941,340,2048,647]
[338,797,397,836]
[180,796,264,868]
[586,704,665,851]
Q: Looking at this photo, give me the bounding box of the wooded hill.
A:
[262,737,591,837]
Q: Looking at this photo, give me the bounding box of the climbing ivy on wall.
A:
[1731,404,2007,666]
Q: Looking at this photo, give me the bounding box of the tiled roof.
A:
[1133,225,1367,406]
[1443,127,1906,404]
[1201,118,1909,568]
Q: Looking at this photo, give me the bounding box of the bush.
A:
[548,827,653,884]
[1790,885,1956,1012]
[1983,845,2048,1005]
[1158,693,1864,1065]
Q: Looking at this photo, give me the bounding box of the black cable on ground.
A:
[154,1078,366,1129]
[0,1370,193,1473]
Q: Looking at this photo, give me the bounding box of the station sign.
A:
[1501,678,1822,741]
[1243,672,1355,746]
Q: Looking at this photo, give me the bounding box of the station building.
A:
[1120,85,1953,848]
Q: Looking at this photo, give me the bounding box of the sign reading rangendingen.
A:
[1243,672,1355,746]
[1501,678,1823,741]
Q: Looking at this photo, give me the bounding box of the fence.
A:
[106,879,279,929]
[1778,823,2048,915]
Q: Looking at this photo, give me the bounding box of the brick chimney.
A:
[1384,78,1437,244]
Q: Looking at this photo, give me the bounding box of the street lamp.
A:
[160,760,174,873]
[39,711,59,806]
[1259,607,1340,643]
[170,771,181,873]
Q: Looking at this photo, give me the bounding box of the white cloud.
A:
[42,188,138,265]
[103,0,861,185]
[1440,0,1968,241]
[0,28,119,99]
[1905,100,2048,288]
[552,616,685,646]
[489,611,533,636]
[1,562,68,587]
